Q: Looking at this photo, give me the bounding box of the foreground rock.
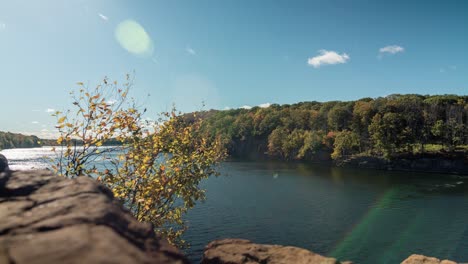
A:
[201,239,352,264]
[0,170,188,264]
[401,254,457,264]
[0,154,8,173]
[202,239,463,264]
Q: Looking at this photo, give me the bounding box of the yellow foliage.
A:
[51,75,226,247]
[58,117,66,124]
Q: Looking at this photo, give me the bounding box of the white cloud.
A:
[186,46,196,55]
[307,50,350,68]
[98,13,108,21]
[106,99,117,105]
[240,105,252,110]
[379,45,404,55]
[45,108,55,113]
[259,103,271,108]
[0,23,5,31]
[41,129,48,132]
[223,106,231,110]
[32,121,39,124]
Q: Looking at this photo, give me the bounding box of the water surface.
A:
[2,148,467,263]
[184,161,468,263]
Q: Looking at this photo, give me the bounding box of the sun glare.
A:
[115,20,154,57]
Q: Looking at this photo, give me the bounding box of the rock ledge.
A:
[201,239,352,264]
[0,170,188,264]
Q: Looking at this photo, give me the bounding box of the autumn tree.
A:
[267,127,288,158]
[331,130,360,159]
[52,76,226,245]
[368,112,406,158]
[192,94,467,161]
[298,130,325,159]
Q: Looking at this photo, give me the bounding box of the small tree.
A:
[51,76,136,178]
[52,76,226,245]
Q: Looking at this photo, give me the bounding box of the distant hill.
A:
[192,94,468,161]
[0,131,44,150]
[0,131,123,150]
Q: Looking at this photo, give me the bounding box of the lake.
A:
[1,147,467,263]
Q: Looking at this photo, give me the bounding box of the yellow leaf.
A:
[58,117,66,123]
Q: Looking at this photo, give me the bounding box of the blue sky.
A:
[0,0,467,138]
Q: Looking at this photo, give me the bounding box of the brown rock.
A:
[0,170,188,264]
[401,254,457,264]
[201,238,347,264]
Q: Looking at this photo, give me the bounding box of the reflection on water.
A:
[1,148,467,263]
[183,161,468,263]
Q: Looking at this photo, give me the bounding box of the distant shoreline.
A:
[227,153,468,176]
[3,146,467,176]
[335,155,468,176]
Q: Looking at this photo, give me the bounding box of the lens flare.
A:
[115,20,154,57]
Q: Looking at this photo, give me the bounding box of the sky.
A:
[0,0,467,138]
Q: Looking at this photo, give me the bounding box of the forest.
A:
[2,94,468,161]
[195,94,468,161]
[0,131,124,150]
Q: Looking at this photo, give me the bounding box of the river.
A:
[1,147,467,263]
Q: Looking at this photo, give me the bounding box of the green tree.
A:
[327,103,353,131]
[267,127,288,158]
[331,130,360,159]
[282,129,306,159]
[351,100,374,150]
[368,112,405,158]
[298,130,325,158]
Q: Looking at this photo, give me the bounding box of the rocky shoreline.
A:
[229,145,468,175]
[336,155,468,175]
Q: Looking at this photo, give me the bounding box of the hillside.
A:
[195,94,468,162]
[0,131,45,149]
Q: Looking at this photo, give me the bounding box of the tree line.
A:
[195,94,468,160]
[0,131,42,149]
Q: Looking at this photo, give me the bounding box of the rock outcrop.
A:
[401,254,457,264]
[0,154,8,173]
[201,239,352,264]
[0,169,188,264]
[201,239,463,264]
